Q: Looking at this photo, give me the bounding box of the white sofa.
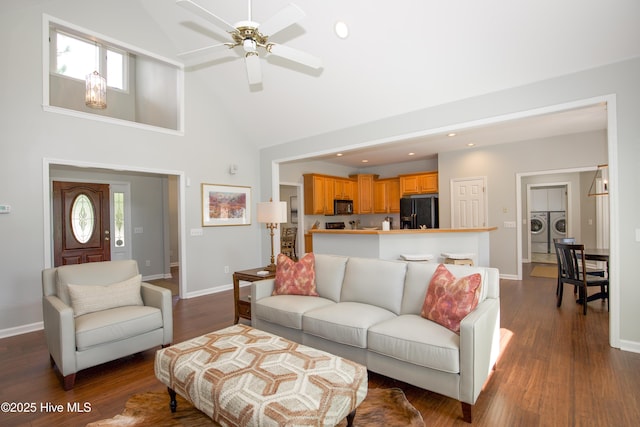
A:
[251,254,500,423]
[42,260,173,390]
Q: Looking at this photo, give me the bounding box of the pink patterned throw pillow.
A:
[272,253,319,296]
[421,263,482,334]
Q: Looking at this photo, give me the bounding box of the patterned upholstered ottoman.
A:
[155,324,368,426]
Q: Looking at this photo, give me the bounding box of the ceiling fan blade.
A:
[178,43,230,58]
[267,43,322,69]
[178,43,233,66]
[176,0,237,33]
[245,53,262,85]
[258,3,305,36]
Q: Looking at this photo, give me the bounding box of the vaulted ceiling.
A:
[139,1,638,163]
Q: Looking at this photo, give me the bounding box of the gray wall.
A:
[261,57,640,351]
[439,130,606,275]
[0,1,262,333]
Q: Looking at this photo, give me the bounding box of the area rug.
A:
[530,265,557,279]
[87,388,424,427]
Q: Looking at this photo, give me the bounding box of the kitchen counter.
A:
[309,227,497,266]
[310,227,497,235]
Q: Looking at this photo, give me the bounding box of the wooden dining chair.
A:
[280,227,298,260]
[555,243,609,315]
[553,237,576,297]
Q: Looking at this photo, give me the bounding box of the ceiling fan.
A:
[176,0,322,85]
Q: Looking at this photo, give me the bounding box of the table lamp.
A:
[257,199,287,271]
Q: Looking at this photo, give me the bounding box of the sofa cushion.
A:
[368,314,461,373]
[340,258,407,314]
[303,302,396,348]
[254,295,335,329]
[273,253,318,296]
[67,275,144,317]
[314,254,348,302]
[421,264,481,334]
[401,262,438,315]
[75,305,162,351]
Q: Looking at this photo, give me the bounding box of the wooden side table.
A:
[233,268,276,324]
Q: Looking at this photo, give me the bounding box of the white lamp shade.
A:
[257,201,287,224]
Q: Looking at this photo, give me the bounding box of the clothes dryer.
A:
[531,211,549,253]
[550,211,566,240]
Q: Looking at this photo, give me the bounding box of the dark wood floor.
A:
[1,263,639,426]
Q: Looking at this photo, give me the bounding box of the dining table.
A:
[584,247,610,263]
[583,247,609,303]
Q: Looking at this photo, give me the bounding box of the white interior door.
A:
[451,177,487,228]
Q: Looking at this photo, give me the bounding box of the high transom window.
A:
[44,15,184,134]
[53,30,126,91]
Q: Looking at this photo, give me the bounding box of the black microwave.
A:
[334,199,354,215]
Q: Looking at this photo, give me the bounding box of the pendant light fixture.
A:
[85,41,107,109]
[587,164,609,197]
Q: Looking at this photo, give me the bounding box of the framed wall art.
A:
[201,184,251,226]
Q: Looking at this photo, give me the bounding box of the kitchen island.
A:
[309,227,497,266]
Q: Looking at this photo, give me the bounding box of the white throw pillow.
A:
[67,274,143,317]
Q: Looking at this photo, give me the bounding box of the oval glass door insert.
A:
[71,194,95,243]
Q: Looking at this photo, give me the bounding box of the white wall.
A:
[261,57,640,351]
[0,0,262,334]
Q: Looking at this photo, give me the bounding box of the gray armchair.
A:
[42,260,173,390]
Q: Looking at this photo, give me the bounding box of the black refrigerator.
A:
[400,196,439,229]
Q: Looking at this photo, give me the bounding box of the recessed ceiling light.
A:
[447,133,456,137]
[335,21,349,39]
[408,152,415,156]
[336,153,343,157]
[467,143,475,147]
[361,159,368,163]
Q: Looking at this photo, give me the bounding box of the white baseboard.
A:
[620,339,640,354]
[142,273,166,281]
[184,283,233,299]
[0,321,43,339]
[500,273,520,280]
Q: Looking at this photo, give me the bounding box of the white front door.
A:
[451,177,487,228]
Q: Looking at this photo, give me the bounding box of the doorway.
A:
[279,183,303,254]
[44,159,187,298]
[528,183,569,263]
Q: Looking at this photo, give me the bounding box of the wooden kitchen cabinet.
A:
[351,174,377,214]
[323,177,335,215]
[388,178,400,212]
[304,174,333,215]
[334,178,356,200]
[373,178,400,213]
[304,174,357,215]
[399,172,438,195]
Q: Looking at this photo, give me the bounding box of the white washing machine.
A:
[531,211,549,253]
[550,211,566,241]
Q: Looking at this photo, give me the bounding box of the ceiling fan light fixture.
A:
[243,38,257,52]
[334,21,349,39]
